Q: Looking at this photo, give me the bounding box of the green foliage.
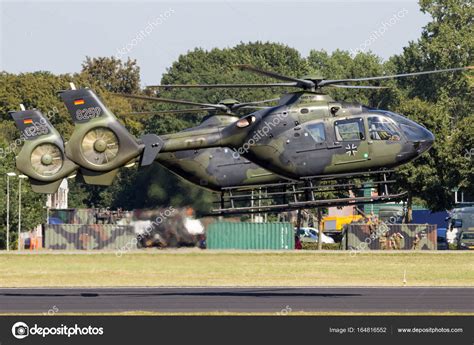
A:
[81,56,141,94]
[392,0,473,117]
[301,242,341,250]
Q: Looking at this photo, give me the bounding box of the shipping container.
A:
[48,208,96,224]
[342,223,437,250]
[44,224,136,250]
[206,222,294,250]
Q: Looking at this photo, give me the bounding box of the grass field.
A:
[0,250,473,287]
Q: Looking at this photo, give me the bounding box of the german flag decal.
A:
[74,99,85,106]
[23,118,33,124]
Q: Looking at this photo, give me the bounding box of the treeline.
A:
[0,0,472,247]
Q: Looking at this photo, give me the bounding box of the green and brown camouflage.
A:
[14,69,435,194]
[49,209,96,224]
[156,115,283,190]
[44,224,135,250]
[342,223,437,251]
[10,109,78,193]
[49,208,130,225]
[60,88,433,184]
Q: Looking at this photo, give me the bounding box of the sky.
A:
[0,1,431,85]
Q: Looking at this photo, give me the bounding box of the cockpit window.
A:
[368,116,401,141]
[400,124,427,141]
[306,122,326,143]
[334,118,365,141]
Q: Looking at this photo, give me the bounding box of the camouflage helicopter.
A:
[10,65,471,214]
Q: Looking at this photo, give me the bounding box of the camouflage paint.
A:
[60,88,143,186]
[16,88,433,194]
[10,109,78,193]
[342,223,437,250]
[45,224,136,250]
[155,115,284,190]
[49,209,96,224]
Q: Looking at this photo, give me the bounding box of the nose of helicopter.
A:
[414,126,435,154]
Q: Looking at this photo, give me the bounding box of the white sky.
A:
[1,1,430,85]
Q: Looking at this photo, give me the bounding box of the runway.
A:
[0,287,472,313]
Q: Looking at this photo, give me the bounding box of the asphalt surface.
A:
[0,287,473,313]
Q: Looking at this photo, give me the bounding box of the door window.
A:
[334,118,365,141]
[306,122,326,143]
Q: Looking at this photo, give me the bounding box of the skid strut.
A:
[211,169,406,215]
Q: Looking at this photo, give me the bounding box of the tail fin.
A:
[59,88,160,185]
[10,109,78,193]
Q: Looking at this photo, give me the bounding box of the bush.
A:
[301,242,341,250]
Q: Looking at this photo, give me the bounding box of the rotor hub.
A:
[94,139,107,153]
[41,154,53,165]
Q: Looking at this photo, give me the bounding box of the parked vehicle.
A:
[295,227,335,244]
[457,230,474,250]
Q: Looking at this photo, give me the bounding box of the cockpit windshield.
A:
[368,116,401,141]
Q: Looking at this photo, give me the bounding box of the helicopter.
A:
[9,65,471,214]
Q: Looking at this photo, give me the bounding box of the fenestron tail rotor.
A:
[31,143,64,176]
[10,108,78,193]
[81,127,120,165]
[59,87,163,185]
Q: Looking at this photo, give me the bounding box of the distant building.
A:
[46,179,68,209]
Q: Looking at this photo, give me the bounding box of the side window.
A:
[334,118,365,141]
[368,116,401,141]
[306,122,326,143]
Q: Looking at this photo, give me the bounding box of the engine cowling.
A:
[60,88,144,185]
[10,109,78,193]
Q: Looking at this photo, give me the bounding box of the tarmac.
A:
[0,287,472,313]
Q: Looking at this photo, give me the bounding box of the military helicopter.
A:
[10,65,471,214]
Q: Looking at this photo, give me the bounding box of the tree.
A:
[388,0,473,213]
[81,56,140,94]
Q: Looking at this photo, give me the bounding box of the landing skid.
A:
[211,169,406,215]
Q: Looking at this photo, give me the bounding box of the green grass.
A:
[0,250,473,287]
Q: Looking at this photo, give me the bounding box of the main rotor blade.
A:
[235,64,315,89]
[319,66,473,87]
[112,93,227,110]
[233,97,280,110]
[237,106,272,110]
[330,84,389,89]
[146,83,298,89]
[120,108,217,116]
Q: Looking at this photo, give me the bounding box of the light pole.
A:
[17,174,28,251]
[6,172,16,251]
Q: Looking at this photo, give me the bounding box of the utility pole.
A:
[17,174,28,251]
[6,172,17,251]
